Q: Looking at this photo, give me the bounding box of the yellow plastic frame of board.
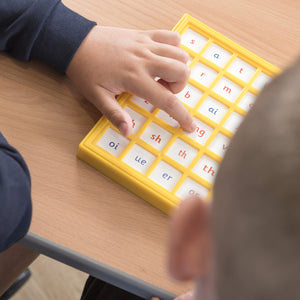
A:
[77,14,280,215]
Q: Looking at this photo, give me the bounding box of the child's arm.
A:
[0,0,194,137]
[0,0,95,73]
[0,133,32,252]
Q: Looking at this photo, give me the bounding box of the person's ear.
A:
[168,195,211,281]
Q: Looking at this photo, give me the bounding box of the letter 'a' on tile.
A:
[252,72,272,90]
[193,155,219,184]
[184,117,214,145]
[149,161,182,191]
[176,83,204,108]
[198,96,228,124]
[96,128,129,157]
[191,63,218,87]
[124,106,147,134]
[140,122,172,151]
[131,96,154,112]
[165,138,199,167]
[227,57,257,82]
[213,77,243,102]
[203,43,232,68]
[122,144,156,174]
[181,28,208,53]
[208,133,231,157]
[238,92,257,112]
[223,112,244,133]
[176,177,209,200]
[156,110,180,128]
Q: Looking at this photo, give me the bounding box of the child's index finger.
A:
[148,30,181,47]
[134,78,196,133]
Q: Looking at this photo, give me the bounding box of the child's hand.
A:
[66,26,195,137]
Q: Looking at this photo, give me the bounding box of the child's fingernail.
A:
[190,121,197,132]
[119,121,129,137]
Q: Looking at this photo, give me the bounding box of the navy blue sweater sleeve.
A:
[0,0,96,73]
[0,133,32,252]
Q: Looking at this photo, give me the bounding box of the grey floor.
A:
[11,255,88,300]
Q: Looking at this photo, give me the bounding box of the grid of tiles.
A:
[77,14,280,214]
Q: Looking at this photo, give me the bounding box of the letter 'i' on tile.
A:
[252,72,272,90]
[227,57,257,82]
[223,112,244,133]
[131,96,154,112]
[203,43,232,68]
[156,110,180,128]
[198,96,228,123]
[181,28,208,53]
[193,155,219,184]
[165,139,199,167]
[124,106,147,134]
[122,144,156,174]
[96,128,129,157]
[191,63,218,87]
[185,117,214,145]
[176,84,204,108]
[213,77,243,102]
[140,122,172,151]
[176,177,209,200]
[208,133,231,157]
[149,161,182,191]
[238,92,257,111]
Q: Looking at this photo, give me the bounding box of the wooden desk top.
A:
[0,0,299,296]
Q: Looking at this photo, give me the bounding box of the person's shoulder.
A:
[0,133,32,252]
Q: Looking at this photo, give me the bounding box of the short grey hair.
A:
[213,58,300,300]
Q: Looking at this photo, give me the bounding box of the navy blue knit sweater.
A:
[0,0,96,252]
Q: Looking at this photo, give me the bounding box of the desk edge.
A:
[18,232,177,300]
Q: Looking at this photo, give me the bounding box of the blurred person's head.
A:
[168,58,300,300]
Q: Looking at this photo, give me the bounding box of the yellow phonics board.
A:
[77,14,280,214]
